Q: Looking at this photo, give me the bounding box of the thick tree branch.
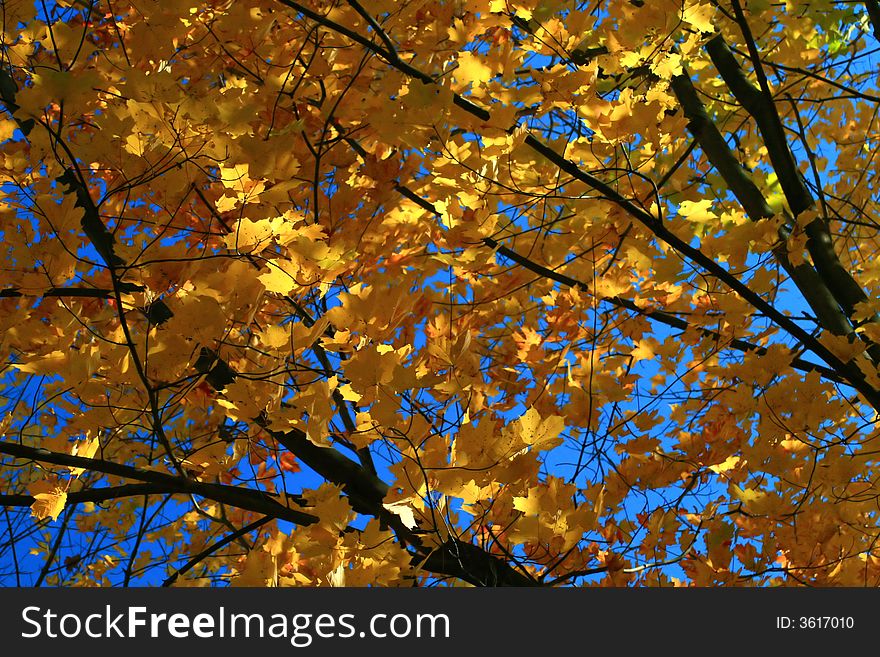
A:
[270,427,389,516]
[0,441,317,526]
[705,33,811,214]
[706,33,874,341]
[670,70,852,339]
[0,286,115,299]
[669,73,773,222]
[0,483,181,507]
[865,0,880,40]
[0,437,536,585]
[267,428,536,586]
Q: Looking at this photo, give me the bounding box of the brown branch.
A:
[264,429,536,585]
[669,72,773,222]
[1,436,535,585]
[270,427,388,516]
[344,0,399,63]
[705,34,811,215]
[0,441,317,526]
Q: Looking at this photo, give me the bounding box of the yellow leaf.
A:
[0,118,16,142]
[818,333,866,363]
[383,500,419,529]
[732,485,766,507]
[168,294,226,345]
[225,218,275,254]
[341,344,400,395]
[219,163,251,189]
[456,51,493,86]
[683,2,715,33]
[651,52,683,79]
[259,324,290,349]
[708,455,741,474]
[12,351,69,375]
[518,407,565,449]
[69,435,100,477]
[400,80,453,118]
[853,299,880,324]
[327,563,346,587]
[513,487,543,515]
[28,481,68,522]
[258,260,297,294]
[338,383,362,403]
[630,338,657,362]
[678,199,716,223]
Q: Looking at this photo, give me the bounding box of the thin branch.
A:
[162,515,273,587]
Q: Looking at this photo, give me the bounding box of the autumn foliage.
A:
[3,0,880,586]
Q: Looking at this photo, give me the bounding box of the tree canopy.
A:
[3,0,880,587]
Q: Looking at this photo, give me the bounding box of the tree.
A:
[2,0,880,587]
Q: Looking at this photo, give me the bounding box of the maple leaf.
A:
[517,407,565,450]
[28,481,68,522]
[456,51,494,86]
[68,435,100,477]
[382,499,419,530]
[683,2,716,34]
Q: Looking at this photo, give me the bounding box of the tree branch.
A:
[670,69,853,338]
[0,441,317,526]
[0,483,181,507]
